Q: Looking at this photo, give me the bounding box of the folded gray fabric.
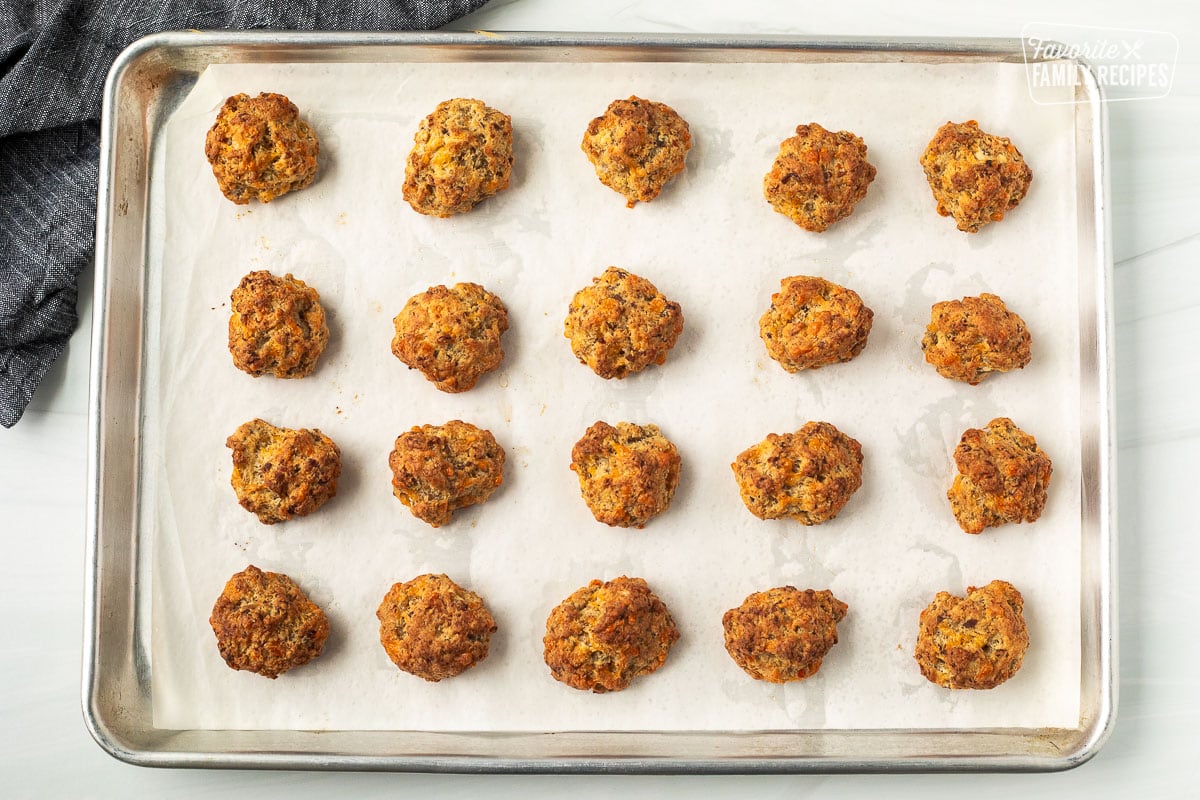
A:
[0,0,488,427]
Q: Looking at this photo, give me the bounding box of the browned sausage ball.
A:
[759,275,873,372]
[402,98,513,217]
[914,579,1029,690]
[226,419,341,524]
[204,92,319,204]
[731,421,864,525]
[763,123,876,232]
[563,267,684,379]
[723,587,848,683]
[376,573,497,682]
[922,293,1031,385]
[581,96,692,208]
[948,417,1052,534]
[209,565,330,679]
[570,421,681,529]
[228,271,329,379]
[920,120,1033,233]
[391,282,509,393]
[388,420,505,527]
[543,576,679,693]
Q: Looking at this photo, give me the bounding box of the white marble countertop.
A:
[3,0,1196,795]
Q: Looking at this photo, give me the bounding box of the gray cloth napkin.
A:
[0,0,488,427]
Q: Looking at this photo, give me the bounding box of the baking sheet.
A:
[147,60,1080,731]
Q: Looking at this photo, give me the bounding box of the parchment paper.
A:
[147,60,1081,731]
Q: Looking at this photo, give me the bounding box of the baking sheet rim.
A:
[83,29,1116,773]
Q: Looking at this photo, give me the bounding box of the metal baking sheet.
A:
[85,31,1115,772]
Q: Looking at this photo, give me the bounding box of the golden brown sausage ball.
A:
[228,271,329,379]
[563,267,684,379]
[209,565,330,679]
[543,576,679,693]
[376,573,497,682]
[391,282,509,393]
[922,293,1031,385]
[388,420,505,528]
[226,419,341,525]
[914,579,1029,690]
[723,587,848,683]
[570,421,681,528]
[920,120,1033,233]
[402,98,513,217]
[731,421,864,525]
[581,96,692,208]
[759,275,873,372]
[948,417,1052,534]
[204,92,319,204]
[763,123,876,232]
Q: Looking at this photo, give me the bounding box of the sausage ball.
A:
[543,576,679,693]
[402,98,513,217]
[920,120,1033,233]
[759,275,874,372]
[204,92,319,204]
[948,417,1052,534]
[731,421,864,525]
[570,421,681,528]
[563,267,684,379]
[914,579,1029,690]
[376,573,497,682]
[228,271,329,379]
[763,123,876,232]
[209,565,330,679]
[922,293,1031,385]
[723,587,848,683]
[581,96,692,208]
[226,419,341,525]
[391,282,509,393]
[388,420,505,528]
